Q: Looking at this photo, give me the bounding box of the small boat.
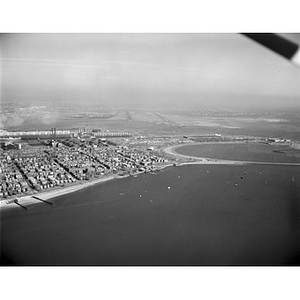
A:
[292,176,295,182]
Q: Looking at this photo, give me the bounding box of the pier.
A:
[14,200,27,210]
[32,196,54,206]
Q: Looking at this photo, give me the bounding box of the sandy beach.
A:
[0,165,173,211]
[0,173,117,211]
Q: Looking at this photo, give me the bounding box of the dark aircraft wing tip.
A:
[241,33,300,67]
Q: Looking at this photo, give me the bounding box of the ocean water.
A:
[1,164,299,265]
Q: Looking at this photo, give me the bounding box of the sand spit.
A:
[163,143,300,166]
[163,143,246,165]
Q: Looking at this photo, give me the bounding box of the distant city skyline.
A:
[1,33,300,110]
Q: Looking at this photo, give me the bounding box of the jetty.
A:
[32,196,53,206]
[14,199,27,210]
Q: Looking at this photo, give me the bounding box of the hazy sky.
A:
[1,33,300,110]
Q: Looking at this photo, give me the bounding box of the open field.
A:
[3,108,300,141]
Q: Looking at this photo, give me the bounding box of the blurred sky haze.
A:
[1,33,300,110]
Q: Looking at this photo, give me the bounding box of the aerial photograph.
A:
[0,33,300,266]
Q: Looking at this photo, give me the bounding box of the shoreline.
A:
[163,143,247,165]
[0,165,173,211]
[163,142,300,166]
[0,173,117,211]
[1,141,299,211]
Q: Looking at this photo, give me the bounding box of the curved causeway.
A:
[164,142,300,166]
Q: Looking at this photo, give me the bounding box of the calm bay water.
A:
[1,164,299,265]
